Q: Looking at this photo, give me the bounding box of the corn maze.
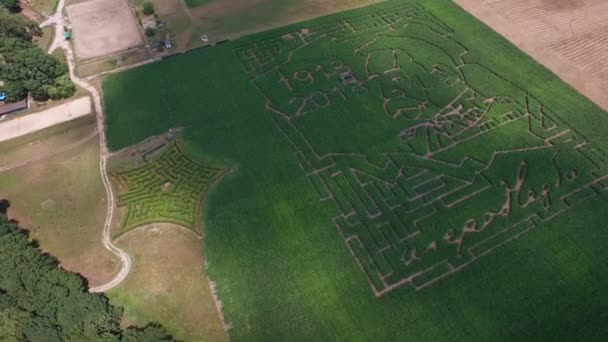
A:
[112,143,222,232]
[234,3,608,296]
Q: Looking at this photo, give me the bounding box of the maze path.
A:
[113,143,222,232]
[234,2,608,296]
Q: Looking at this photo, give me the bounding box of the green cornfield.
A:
[103,0,608,340]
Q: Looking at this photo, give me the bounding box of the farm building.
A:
[0,99,28,117]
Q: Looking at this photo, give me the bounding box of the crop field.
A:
[112,142,223,235]
[104,0,608,340]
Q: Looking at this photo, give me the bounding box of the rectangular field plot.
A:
[66,0,143,59]
[233,2,608,296]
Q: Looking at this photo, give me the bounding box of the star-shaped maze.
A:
[112,143,223,232]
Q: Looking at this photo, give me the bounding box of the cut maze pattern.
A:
[234,2,608,296]
[112,143,222,232]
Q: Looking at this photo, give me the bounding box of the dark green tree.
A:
[145,27,156,37]
[0,9,74,102]
[0,0,20,13]
[142,1,155,15]
[122,323,173,341]
[0,215,175,341]
[0,79,26,101]
[0,8,40,40]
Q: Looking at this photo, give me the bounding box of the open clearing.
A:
[104,0,608,339]
[0,118,119,286]
[66,0,143,59]
[108,223,227,342]
[455,0,608,112]
[0,116,95,167]
[30,0,59,18]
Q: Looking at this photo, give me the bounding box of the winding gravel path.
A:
[43,3,132,293]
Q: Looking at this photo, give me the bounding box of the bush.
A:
[0,0,20,13]
[145,27,156,37]
[143,1,155,15]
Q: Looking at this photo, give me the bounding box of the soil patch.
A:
[66,0,143,59]
[110,223,227,341]
[455,0,608,112]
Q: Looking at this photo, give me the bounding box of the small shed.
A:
[162,40,172,49]
[340,71,357,86]
[0,99,28,117]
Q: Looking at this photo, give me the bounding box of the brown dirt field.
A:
[109,223,227,342]
[455,0,608,112]
[188,0,382,46]
[0,131,119,287]
[66,0,143,59]
[147,0,186,16]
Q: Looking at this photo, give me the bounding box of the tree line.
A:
[0,4,75,102]
[0,214,174,341]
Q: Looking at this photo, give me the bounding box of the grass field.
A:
[0,116,94,166]
[0,117,119,287]
[35,26,55,51]
[103,0,608,340]
[31,0,59,17]
[108,223,226,341]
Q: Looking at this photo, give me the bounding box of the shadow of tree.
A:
[0,199,10,215]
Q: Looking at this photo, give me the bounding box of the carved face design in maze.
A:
[235,4,608,296]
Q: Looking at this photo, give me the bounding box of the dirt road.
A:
[0,97,92,143]
[44,1,132,293]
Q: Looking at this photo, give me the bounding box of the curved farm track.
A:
[42,0,132,293]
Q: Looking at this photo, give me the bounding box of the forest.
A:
[0,5,74,102]
[0,213,172,341]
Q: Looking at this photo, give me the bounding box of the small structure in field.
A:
[40,199,55,209]
[161,40,172,49]
[340,71,357,86]
[0,99,28,118]
[161,181,174,192]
